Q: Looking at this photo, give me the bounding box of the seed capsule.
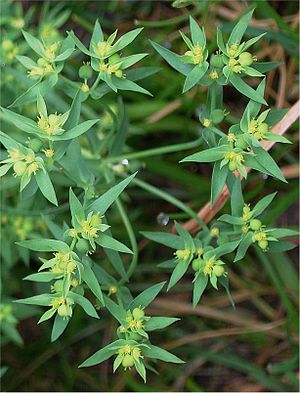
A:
[228,161,237,171]
[258,240,268,250]
[257,122,269,133]
[211,109,224,124]
[212,265,224,277]
[122,354,135,369]
[79,64,93,79]
[239,52,253,66]
[76,238,90,253]
[57,304,72,318]
[90,214,102,227]
[108,54,121,64]
[13,162,27,176]
[250,219,262,231]
[53,280,64,292]
[192,258,202,271]
[210,54,224,68]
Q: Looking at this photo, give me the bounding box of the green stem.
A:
[135,8,201,27]
[104,137,202,164]
[91,73,102,92]
[129,176,209,232]
[103,170,138,284]
[256,248,298,332]
[115,197,138,284]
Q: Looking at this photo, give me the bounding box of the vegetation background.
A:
[1,0,299,391]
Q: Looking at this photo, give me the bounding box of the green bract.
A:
[142,222,238,307]
[79,283,183,382]
[69,20,151,95]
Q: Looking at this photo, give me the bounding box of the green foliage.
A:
[0,3,298,390]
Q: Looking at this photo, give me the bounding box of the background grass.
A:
[1,0,299,391]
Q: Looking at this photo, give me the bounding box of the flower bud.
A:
[81,83,90,93]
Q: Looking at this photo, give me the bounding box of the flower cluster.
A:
[0,147,43,190]
[37,112,68,136]
[68,211,109,252]
[1,39,19,62]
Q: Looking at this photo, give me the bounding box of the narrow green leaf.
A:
[211,161,228,206]
[87,172,137,215]
[68,292,99,319]
[218,214,243,225]
[24,272,55,282]
[129,281,166,310]
[68,31,93,56]
[104,296,127,324]
[69,188,85,224]
[183,63,208,93]
[252,192,277,217]
[229,74,267,105]
[16,239,69,253]
[95,233,132,254]
[141,231,184,249]
[167,261,189,291]
[234,232,253,262]
[189,16,206,46]
[112,77,152,96]
[51,314,70,342]
[22,30,45,57]
[180,146,228,163]
[1,107,42,136]
[90,19,104,47]
[252,147,286,183]
[36,170,58,206]
[38,308,56,324]
[37,90,47,118]
[228,9,254,45]
[144,317,180,331]
[112,28,143,52]
[193,274,208,307]
[142,344,184,364]
[79,340,124,368]
[82,262,104,305]
[15,294,54,306]
[150,40,192,76]
[52,119,99,141]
